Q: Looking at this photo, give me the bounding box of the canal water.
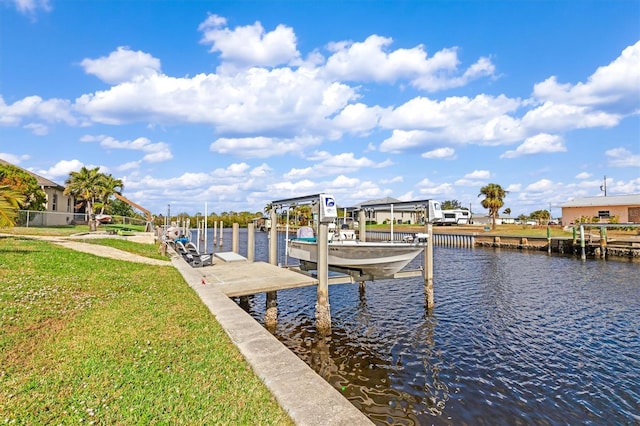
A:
[198,229,640,425]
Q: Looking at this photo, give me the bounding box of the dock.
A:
[200,259,318,297]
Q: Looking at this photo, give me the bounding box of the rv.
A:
[437,209,471,225]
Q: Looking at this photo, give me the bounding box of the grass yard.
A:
[0,237,293,424]
[1,225,91,237]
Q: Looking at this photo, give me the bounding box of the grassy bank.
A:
[0,236,292,424]
[1,225,91,236]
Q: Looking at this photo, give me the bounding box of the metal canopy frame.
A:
[271,194,437,212]
[357,199,437,212]
[271,193,324,208]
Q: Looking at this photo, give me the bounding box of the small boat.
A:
[287,226,427,278]
[95,214,112,224]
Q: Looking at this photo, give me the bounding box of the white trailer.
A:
[437,209,471,225]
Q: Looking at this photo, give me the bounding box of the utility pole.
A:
[600,176,607,196]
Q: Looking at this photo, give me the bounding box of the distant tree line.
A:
[1,167,556,232]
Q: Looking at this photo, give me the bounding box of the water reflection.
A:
[224,230,639,425]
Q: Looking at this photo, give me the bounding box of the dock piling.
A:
[265,291,278,331]
[316,222,331,334]
[247,223,255,262]
[580,225,586,261]
[266,209,279,326]
[599,226,607,259]
[232,223,239,254]
[358,210,367,242]
[424,223,434,309]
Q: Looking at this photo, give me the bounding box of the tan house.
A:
[561,194,640,224]
[0,159,75,226]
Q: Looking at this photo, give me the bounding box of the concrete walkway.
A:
[9,233,372,425]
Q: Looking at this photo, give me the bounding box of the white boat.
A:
[287,227,427,278]
[95,214,112,224]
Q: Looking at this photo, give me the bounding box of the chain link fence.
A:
[17,210,147,228]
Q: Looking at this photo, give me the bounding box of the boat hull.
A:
[288,240,424,278]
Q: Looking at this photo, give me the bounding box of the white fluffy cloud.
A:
[36,159,86,179]
[199,14,300,69]
[455,169,491,186]
[210,135,322,158]
[526,178,555,192]
[74,66,357,137]
[415,178,455,196]
[606,147,640,167]
[324,35,495,91]
[421,147,456,159]
[81,135,173,163]
[0,152,30,164]
[0,95,77,129]
[331,103,386,135]
[501,133,566,158]
[282,151,392,179]
[379,94,524,151]
[533,41,640,113]
[81,47,162,85]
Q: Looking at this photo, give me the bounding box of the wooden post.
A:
[219,221,224,247]
[213,220,217,246]
[599,226,607,259]
[547,225,551,255]
[316,222,331,334]
[580,225,586,261]
[266,208,278,328]
[358,209,367,242]
[424,223,434,309]
[232,223,239,253]
[269,209,278,266]
[265,291,278,331]
[247,222,255,262]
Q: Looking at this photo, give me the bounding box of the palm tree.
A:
[263,203,274,220]
[96,174,124,214]
[478,183,508,230]
[0,185,25,227]
[64,166,102,229]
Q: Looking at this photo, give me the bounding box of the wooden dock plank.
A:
[200,261,318,297]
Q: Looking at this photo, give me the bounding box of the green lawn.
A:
[1,225,91,236]
[0,237,293,424]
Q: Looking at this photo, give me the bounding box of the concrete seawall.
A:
[170,253,373,425]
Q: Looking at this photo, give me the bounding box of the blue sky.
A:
[1,0,639,217]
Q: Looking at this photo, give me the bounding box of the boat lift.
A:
[268,194,440,332]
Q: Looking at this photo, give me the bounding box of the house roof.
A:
[562,194,640,208]
[357,197,401,207]
[0,159,65,190]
